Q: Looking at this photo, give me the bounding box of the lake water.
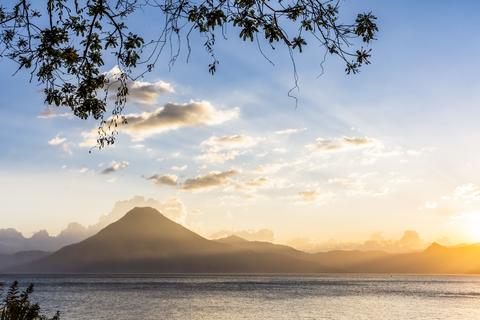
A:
[1,274,480,319]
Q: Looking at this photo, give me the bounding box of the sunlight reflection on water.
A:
[1,274,480,320]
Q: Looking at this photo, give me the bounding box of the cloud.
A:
[48,135,72,155]
[288,230,426,253]
[244,177,269,188]
[106,101,238,142]
[78,131,97,148]
[297,190,318,202]
[182,170,238,191]
[423,183,480,216]
[328,173,389,196]
[38,107,72,119]
[233,177,271,194]
[211,229,275,242]
[274,128,307,135]
[197,134,260,163]
[196,150,241,164]
[146,174,178,187]
[62,143,73,155]
[48,135,67,146]
[95,196,188,227]
[79,166,89,173]
[454,183,480,202]
[79,101,238,146]
[105,66,174,105]
[293,189,334,205]
[100,161,129,174]
[307,136,378,153]
[201,134,260,151]
[171,165,188,171]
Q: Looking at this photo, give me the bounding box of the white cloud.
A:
[274,128,307,135]
[105,66,174,105]
[48,135,67,146]
[48,135,72,155]
[196,150,241,164]
[78,131,97,148]
[328,173,389,197]
[454,183,480,202]
[297,190,318,202]
[171,165,188,171]
[201,134,260,151]
[197,134,260,163]
[254,163,287,174]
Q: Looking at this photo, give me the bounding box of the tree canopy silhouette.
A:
[0,0,377,147]
[0,281,60,320]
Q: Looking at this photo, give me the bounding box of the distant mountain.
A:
[0,223,89,254]
[215,235,304,256]
[8,208,480,274]
[0,251,50,270]
[310,243,480,273]
[12,207,325,273]
[349,242,480,274]
[0,196,187,254]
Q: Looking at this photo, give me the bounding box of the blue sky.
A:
[2,0,480,249]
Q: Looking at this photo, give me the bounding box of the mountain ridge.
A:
[7,207,480,274]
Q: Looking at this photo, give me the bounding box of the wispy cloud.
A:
[307,136,378,153]
[38,107,72,119]
[201,134,260,151]
[454,183,480,202]
[101,161,129,174]
[297,190,318,202]
[196,150,241,164]
[48,135,67,146]
[274,128,307,135]
[196,134,260,163]
[171,165,188,171]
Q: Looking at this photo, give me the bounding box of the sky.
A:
[2,0,480,249]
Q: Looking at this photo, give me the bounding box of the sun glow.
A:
[461,213,480,242]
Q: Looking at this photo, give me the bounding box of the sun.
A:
[462,213,480,242]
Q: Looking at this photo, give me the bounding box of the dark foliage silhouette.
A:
[0,281,59,320]
[0,0,377,147]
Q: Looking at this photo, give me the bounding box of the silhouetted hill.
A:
[215,235,304,256]
[9,207,480,274]
[12,207,325,273]
[0,250,50,270]
[324,243,480,274]
[0,196,189,254]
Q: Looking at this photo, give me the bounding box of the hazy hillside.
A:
[7,207,480,274]
[12,207,325,273]
[0,196,186,254]
[0,250,50,270]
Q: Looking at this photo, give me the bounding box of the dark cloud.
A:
[100,161,129,174]
[147,174,178,187]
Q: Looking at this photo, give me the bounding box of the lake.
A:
[1,274,480,319]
